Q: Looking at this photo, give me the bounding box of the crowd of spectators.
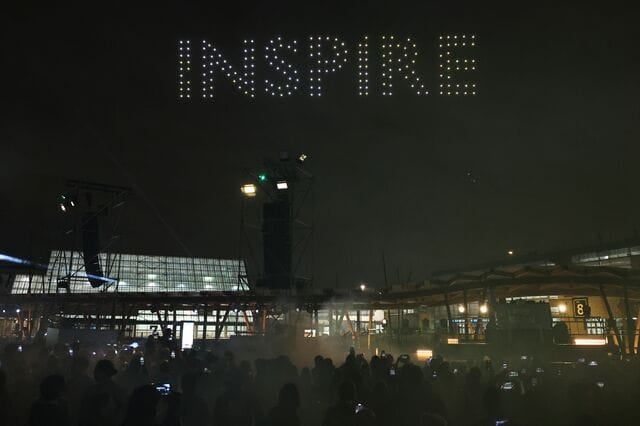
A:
[1,336,639,426]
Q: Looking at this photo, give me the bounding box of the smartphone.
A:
[501,382,514,390]
[17,345,23,353]
[155,383,171,395]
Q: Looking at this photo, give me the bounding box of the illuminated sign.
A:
[573,298,588,317]
[181,322,194,349]
[177,34,478,99]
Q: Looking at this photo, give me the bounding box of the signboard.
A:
[573,298,589,317]
[181,322,194,349]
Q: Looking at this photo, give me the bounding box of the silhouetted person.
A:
[180,373,210,426]
[0,369,15,426]
[160,392,182,426]
[322,380,357,426]
[214,369,262,426]
[29,374,69,426]
[266,383,300,426]
[78,359,125,426]
[121,384,160,426]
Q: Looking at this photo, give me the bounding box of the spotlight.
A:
[241,183,257,197]
[276,181,288,190]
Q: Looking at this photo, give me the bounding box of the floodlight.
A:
[241,183,257,197]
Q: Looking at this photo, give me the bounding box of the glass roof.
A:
[11,250,248,294]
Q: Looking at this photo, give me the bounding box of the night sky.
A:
[3,2,640,288]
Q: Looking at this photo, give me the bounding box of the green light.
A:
[258,173,268,182]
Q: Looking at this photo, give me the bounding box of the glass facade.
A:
[11,250,249,294]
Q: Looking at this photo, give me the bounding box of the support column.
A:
[444,293,453,334]
[203,307,208,344]
[599,283,624,354]
[367,309,374,352]
[622,281,634,355]
[463,289,469,342]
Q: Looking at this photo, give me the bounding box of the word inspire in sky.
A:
[177,34,477,99]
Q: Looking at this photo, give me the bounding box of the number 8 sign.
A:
[573,298,588,317]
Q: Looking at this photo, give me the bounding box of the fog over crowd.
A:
[1,335,639,426]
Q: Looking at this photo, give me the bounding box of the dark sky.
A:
[3,2,640,288]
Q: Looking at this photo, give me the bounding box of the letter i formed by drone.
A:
[176,34,477,99]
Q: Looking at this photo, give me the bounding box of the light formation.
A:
[264,36,299,96]
[381,36,426,96]
[439,34,476,96]
[177,34,477,99]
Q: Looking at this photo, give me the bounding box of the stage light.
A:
[558,303,567,313]
[480,304,488,314]
[241,183,257,197]
[458,305,465,313]
[276,181,289,190]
